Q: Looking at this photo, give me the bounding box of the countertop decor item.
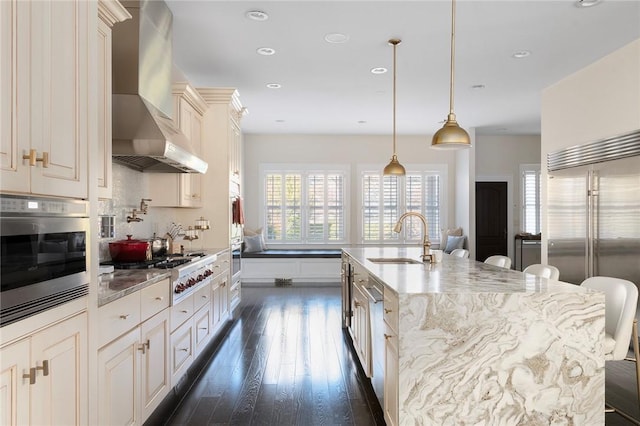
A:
[431,0,471,150]
[383,39,406,175]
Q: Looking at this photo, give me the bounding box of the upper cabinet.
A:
[1,0,91,199]
[97,0,131,199]
[149,82,207,207]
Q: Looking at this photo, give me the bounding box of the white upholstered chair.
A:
[523,264,560,280]
[581,276,639,422]
[450,249,469,259]
[483,255,511,269]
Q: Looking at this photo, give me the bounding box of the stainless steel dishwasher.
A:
[364,278,385,410]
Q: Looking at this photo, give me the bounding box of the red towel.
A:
[232,197,244,225]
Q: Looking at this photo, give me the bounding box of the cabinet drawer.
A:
[170,294,194,332]
[141,279,170,321]
[383,290,399,333]
[98,292,141,348]
[170,319,193,387]
[193,284,210,312]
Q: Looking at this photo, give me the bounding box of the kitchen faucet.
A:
[393,212,433,263]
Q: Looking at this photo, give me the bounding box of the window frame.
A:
[258,163,350,245]
[356,163,448,245]
[520,164,541,234]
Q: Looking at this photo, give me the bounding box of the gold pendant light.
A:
[383,39,406,175]
[432,0,470,150]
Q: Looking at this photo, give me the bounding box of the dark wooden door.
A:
[475,182,508,262]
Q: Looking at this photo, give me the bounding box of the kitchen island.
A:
[343,246,605,425]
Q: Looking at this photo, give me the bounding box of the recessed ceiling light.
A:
[256,47,276,56]
[266,83,281,89]
[245,10,269,21]
[512,50,531,59]
[324,33,349,44]
[371,67,387,74]
[471,84,486,90]
[574,0,602,7]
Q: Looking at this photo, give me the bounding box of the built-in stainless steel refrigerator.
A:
[547,130,640,290]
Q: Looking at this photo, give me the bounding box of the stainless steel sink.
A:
[367,257,422,265]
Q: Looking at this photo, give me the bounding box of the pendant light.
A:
[431,0,470,149]
[383,39,406,175]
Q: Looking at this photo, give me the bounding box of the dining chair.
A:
[450,249,469,259]
[523,263,560,280]
[581,276,639,424]
[483,255,511,269]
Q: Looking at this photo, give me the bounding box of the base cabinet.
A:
[0,312,87,426]
[98,308,170,426]
[383,323,399,426]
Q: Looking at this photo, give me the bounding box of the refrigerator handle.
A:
[586,170,597,278]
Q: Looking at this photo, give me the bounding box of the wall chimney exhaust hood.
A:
[111,0,208,174]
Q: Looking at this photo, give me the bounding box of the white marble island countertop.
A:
[344,246,594,295]
[343,246,606,425]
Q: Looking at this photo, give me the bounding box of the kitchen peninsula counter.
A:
[343,246,605,425]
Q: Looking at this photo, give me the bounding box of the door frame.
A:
[476,175,514,261]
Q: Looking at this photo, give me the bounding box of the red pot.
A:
[109,235,150,262]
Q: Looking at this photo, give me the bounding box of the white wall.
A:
[541,38,640,262]
[243,133,459,245]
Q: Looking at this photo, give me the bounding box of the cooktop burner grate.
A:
[101,256,193,270]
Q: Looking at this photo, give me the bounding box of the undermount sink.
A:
[367,257,422,265]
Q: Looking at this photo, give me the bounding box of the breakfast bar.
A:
[342,246,605,425]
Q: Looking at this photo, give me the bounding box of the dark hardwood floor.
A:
[162,285,639,426]
[163,286,383,426]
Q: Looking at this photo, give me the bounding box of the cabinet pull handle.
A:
[224,260,229,263]
[35,360,49,377]
[384,334,393,340]
[119,314,130,320]
[178,348,188,352]
[384,308,392,314]
[199,327,207,331]
[138,340,150,354]
[23,368,36,385]
[181,310,188,314]
[155,296,164,301]
[22,149,48,167]
[202,295,208,299]
[354,301,361,308]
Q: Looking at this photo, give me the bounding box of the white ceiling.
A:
[166,0,640,136]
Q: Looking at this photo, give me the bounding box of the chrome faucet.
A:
[393,212,433,263]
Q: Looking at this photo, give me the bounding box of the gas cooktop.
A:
[101,255,195,270]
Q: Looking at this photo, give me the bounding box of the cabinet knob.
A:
[155,296,164,301]
[354,301,361,308]
[23,368,37,385]
[119,314,130,320]
[384,334,393,340]
[35,360,49,377]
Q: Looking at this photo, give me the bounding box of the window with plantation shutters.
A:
[360,166,445,244]
[262,165,348,244]
[521,165,541,234]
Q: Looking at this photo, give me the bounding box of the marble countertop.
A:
[98,247,230,307]
[343,246,592,295]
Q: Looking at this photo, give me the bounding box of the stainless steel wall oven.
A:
[1,195,89,326]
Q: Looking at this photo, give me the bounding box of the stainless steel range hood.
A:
[111,0,207,174]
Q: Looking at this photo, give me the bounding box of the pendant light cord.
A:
[449,0,456,116]
[392,40,397,155]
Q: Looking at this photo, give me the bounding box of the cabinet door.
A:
[170,317,194,387]
[29,0,88,198]
[0,0,30,193]
[140,309,170,422]
[384,323,399,426]
[30,312,87,426]
[352,285,371,377]
[229,117,241,182]
[96,17,112,199]
[0,339,30,426]
[98,327,141,426]
[194,304,212,357]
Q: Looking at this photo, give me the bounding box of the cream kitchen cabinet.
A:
[351,279,372,377]
[150,82,207,207]
[0,312,87,426]
[383,290,399,426]
[96,0,130,199]
[0,0,91,199]
[196,88,246,249]
[97,279,171,425]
